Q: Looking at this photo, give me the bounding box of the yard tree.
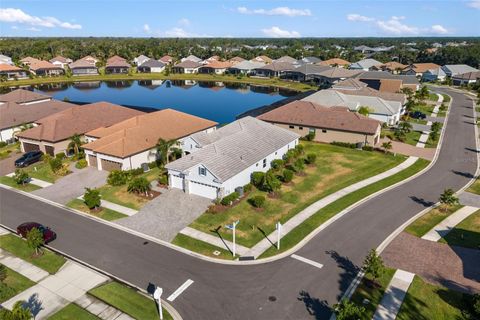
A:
[358,106,372,116]
[362,249,385,285]
[67,133,83,155]
[156,138,178,166]
[0,264,7,283]
[334,299,365,320]
[13,169,29,185]
[127,177,151,195]
[11,301,32,320]
[263,170,281,194]
[439,188,459,208]
[84,187,101,209]
[398,121,413,134]
[26,227,44,256]
[381,141,392,153]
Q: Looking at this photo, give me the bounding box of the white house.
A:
[441,64,479,77]
[134,55,150,66]
[165,117,300,199]
[49,56,73,69]
[0,54,13,65]
[137,60,165,73]
[349,58,383,71]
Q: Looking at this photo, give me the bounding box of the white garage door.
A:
[189,181,218,199]
[170,174,184,190]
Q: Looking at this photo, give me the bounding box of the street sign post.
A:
[226,220,239,257]
[276,222,282,250]
[153,287,163,320]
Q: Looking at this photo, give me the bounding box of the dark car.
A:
[409,111,427,120]
[14,151,43,167]
[17,222,56,243]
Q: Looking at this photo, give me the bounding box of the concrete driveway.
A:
[32,167,108,205]
[0,151,23,176]
[115,189,212,242]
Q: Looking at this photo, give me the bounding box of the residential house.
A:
[228,56,245,64]
[20,57,40,67]
[181,55,202,63]
[333,82,407,105]
[422,68,447,82]
[452,71,480,86]
[159,55,174,65]
[69,58,99,76]
[331,78,368,91]
[441,64,479,77]
[300,57,322,64]
[349,59,383,71]
[83,109,217,171]
[165,116,300,199]
[402,63,440,77]
[0,64,28,80]
[134,55,150,66]
[318,58,350,68]
[138,60,165,73]
[172,60,202,74]
[283,64,331,83]
[355,71,420,91]
[0,54,13,65]
[251,55,273,64]
[372,62,407,74]
[204,55,221,64]
[198,61,234,74]
[253,61,295,78]
[228,61,265,75]
[49,56,73,69]
[81,55,99,65]
[275,56,298,64]
[29,60,64,76]
[17,102,142,156]
[313,68,363,86]
[257,100,381,146]
[105,56,131,74]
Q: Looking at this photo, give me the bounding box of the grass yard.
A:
[396,276,468,320]
[89,282,173,320]
[260,158,430,258]
[172,234,237,260]
[439,209,480,249]
[467,178,480,195]
[67,199,127,221]
[428,93,439,101]
[0,234,66,274]
[98,167,161,210]
[0,142,21,160]
[48,303,99,320]
[0,264,36,303]
[190,142,407,248]
[381,129,422,147]
[350,268,396,320]
[22,160,71,183]
[442,94,451,102]
[0,176,41,192]
[404,204,463,238]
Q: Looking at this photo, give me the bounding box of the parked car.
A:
[17,222,56,243]
[409,111,427,120]
[14,151,43,167]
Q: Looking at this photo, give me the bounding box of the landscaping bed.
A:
[66,199,127,221]
[404,204,463,238]
[0,176,41,192]
[48,303,99,320]
[0,264,36,303]
[439,209,480,249]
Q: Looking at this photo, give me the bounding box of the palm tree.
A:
[381,141,392,153]
[398,122,413,134]
[156,138,178,166]
[67,133,82,155]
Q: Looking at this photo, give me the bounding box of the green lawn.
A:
[0,264,36,303]
[0,142,21,160]
[190,142,406,248]
[260,158,430,258]
[439,209,480,249]
[441,94,451,102]
[396,276,468,320]
[172,234,237,260]
[89,282,173,320]
[412,103,435,116]
[350,268,396,320]
[66,199,127,221]
[48,303,99,320]
[404,204,463,238]
[427,93,439,101]
[22,160,71,183]
[467,178,480,195]
[381,129,423,147]
[0,234,66,274]
[0,176,41,192]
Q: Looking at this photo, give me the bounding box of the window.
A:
[322,129,327,133]
[263,158,267,168]
[199,167,207,176]
[289,125,295,129]
[299,126,303,130]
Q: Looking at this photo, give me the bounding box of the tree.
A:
[0,264,7,283]
[11,301,32,320]
[26,227,44,256]
[84,187,101,209]
[67,133,82,155]
[127,177,151,195]
[156,138,177,166]
[439,188,459,208]
[262,170,281,194]
[358,106,372,116]
[362,249,385,285]
[398,121,413,134]
[334,299,365,320]
[13,169,29,185]
[381,141,392,153]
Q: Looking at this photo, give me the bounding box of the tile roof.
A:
[453,71,480,80]
[301,57,322,64]
[17,102,142,142]
[317,68,363,79]
[276,56,298,63]
[229,56,246,63]
[335,87,406,104]
[355,71,420,85]
[288,64,331,75]
[29,60,62,71]
[49,56,70,63]
[0,89,51,104]
[106,57,131,68]
[69,58,97,69]
[0,64,24,72]
[228,60,265,70]
[174,60,203,69]
[255,61,295,72]
[332,78,368,90]
[376,61,407,71]
[182,55,202,63]
[350,58,383,69]
[258,100,380,135]
[318,58,350,66]
[159,55,173,63]
[139,60,165,68]
[379,79,403,93]
[405,63,440,73]
[166,117,300,182]
[251,55,273,63]
[200,61,234,69]
[83,109,218,158]
[442,64,479,75]
[107,55,127,64]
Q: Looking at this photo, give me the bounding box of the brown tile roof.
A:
[229,56,245,63]
[0,100,74,130]
[106,59,131,68]
[256,61,295,72]
[332,78,368,90]
[69,59,97,69]
[201,61,234,69]
[379,79,403,93]
[318,58,350,66]
[159,55,173,63]
[251,55,273,63]
[81,56,98,63]
[0,64,24,72]
[377,61,407,71]
[107,55,127,64]
[49,56,70,63]
[29,60,63,71]
[317,68,363,78]
[84,109,218,158]
[257,100,380,135]
[20,57,40,64]
[405,63,440,73]
[17,102,142,143]
[0,89,51,104]
[335,87,406,104]
[173,60,203,69]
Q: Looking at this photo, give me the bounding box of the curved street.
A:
[0,87,477,319]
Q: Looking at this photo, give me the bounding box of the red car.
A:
[17,222,56,244]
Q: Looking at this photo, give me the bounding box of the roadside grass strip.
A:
[67,199,127,221]
[48,303,99,320]
[404,204,463,238]
[467,178,480,195]
[172,233,239,260]
[439,209,480,249]
[0,264,36,303]
[0,176,41,192]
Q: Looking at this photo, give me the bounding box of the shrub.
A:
[331,141,357,149]
[0,264,6,283]
[263,170,281,193]
[26,228,44,255]
[128,168,144,176]
[283,149,297,163]
[148,161,160,169]
[248,195,266,208]
[158,174,168,185]
[84,187,101,209]
[42,154,52,164]
[75,159,87,169]
[243,183,253,193]
[55,152,66,160]
[431,122,441,133]
[251,171,265,187]
[294,158,305,172]
[304,132,315,141]
[362,145,374,151]
[127,177,151,194]
[282,169,294,183]
[0,141,7,148]
[270,159,284,170]
[221,192,239,206]
[294,144,304,155]
[49,157,63,173]
[13,169,29,185]
[107,170,128,186]
[305,153,317,164]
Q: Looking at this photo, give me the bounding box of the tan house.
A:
[402,63,440,77]
[372,62,407,74]
[29,60,64,76]
[318,58,351,68]
[257,100,381,146]
[17,102,142,156]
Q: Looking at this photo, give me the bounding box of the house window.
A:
[299,127,303,130]
[263,159,267,168]
[289,125,295,129]
[199,167,207,176]
[322,129,327,133]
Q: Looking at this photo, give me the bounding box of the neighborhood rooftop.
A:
[0,89,52,104]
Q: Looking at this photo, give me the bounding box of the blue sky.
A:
[1,0,479,37]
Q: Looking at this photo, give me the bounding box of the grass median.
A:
[66,199,127,221]
[0,176,41,192]
[404,204,463,238]
[49,303,99,320]
[172,234,237,260]
[0,264,36,303]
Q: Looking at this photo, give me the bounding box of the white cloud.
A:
[11,25,18,30]
[347,14,374,22]
[430,24,449,34]
[261,26,300,38]
[26,27,41,32]
[467,0,480,9]
[237,6,311,17]
[143,24,151,33]
[0,8,81,29]
[178,18,190,27]
[376,16,419,35]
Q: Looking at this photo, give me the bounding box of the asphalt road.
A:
[0,88,477,320]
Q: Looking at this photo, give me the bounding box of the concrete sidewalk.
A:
[180,227,250,256]
[6,172,52,188]
[416,93,443,149]
[459,191,480,207]
[75,295,134,320]
[373,269,415,320]
[422,205,479,242]
[0,248,49,282]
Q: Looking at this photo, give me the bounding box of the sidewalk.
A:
[75,295,134,320]
[372,269,415,320]
[422,205,479,242]
[416,94,443,148]
[180,227,250,256]
[0,248,49,282]
[6,172,52,188]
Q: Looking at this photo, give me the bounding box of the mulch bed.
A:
[136,190,162,200]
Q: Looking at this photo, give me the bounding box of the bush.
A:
[75,159,87,169]
[293,158,305,172]
[49,157,63,173]
[127,177,151,194]
[84,187,101,209]
[42,154,52,164]
[0,141,7,148]
[282,169,294,182]
[148,161,160,169]
[107,170,128,186]
[305,153,317,164]
[304,132,315,141]
[128,168,144,176]
[26,228,44,255]
[283,149,297,163]
[13,169,29,185]
[55,152,66,160]
[248,195,266,208]
[251,171,265,187]
[220,192,239,206]
[362,145,374,151]
[263,170,281,193]
[331,141,357,149]
[294,144,304,155]
[158,174,168,185]
[270,159,284,170]
[243,183,253,193]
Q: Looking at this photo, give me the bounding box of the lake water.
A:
[27,80,296,123]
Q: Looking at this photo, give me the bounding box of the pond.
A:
[24,80,296,124]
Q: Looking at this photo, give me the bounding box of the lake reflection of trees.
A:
[138,80,164,90]
[73,81,101,90]
[105,80,133,89]
[35,82,69,92]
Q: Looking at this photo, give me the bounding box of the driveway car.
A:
[14,151,43,167]
[17,222,56,243]
[409,111,427,120]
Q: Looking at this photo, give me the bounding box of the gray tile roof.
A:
[287,64,331,76]
[166,117,300,182]
[139,59,165,68]
[350,58,383,70]
[355,71,420,85]
[442,64,479,76]
[228,60,265,71]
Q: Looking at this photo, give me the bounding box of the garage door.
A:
[170,174,183,190]
[101,159,122,171]
[88,155,98,168]
[45,145,55,156]
[189,181,218,199]
[23,142,40,153]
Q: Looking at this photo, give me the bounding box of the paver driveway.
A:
[0,152,23,176]
[115,188,212,242]
[32,167,108,205]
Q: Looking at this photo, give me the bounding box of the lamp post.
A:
[226,220,239,257]
[276,221,282,250]
[153,287,163,320]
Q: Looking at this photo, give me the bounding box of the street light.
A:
[226,220,239,257]
[276,221,282,250]
[153,287,163,320]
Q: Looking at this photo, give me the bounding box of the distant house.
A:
[402,63,440,77]
[159,55,174,65]
[204,55,221,64]
[105,56,131,74]
[198,61,233,74]
[0,64,28,80]
[422,68,447,82]
[181,55,202,63]
[355,71,420,92]
[372,62,407,74]
[81,55,99,65]
[49,56,72,69]
[349,59,383,71]
[69,58,98,76]
[253,61,295,78]
[283,64,331,83]
[332,78,368,91]
[20,57,40,67]
[275,56,298,64]
[165,116,300,199]
[257,100,381,146]
[333,81,407,105]
[172,60,202,74]
[134,55,150,66]
[229,56,245,64]
[138,59,165,73]
[251,55,273,64]
[0,54,13,65]
[300,57,322,64]
[452,71,480,86]
[313,68,363,86]
[83,109,217,171]
[29,60,64,76]
[228,61,265,75]
[17,102,142,156]
[318,58,350,68]
[441,64,479,77]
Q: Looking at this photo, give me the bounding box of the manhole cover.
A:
[213,250,221,256]
[143,241,149,245]
[268,296,277,302]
